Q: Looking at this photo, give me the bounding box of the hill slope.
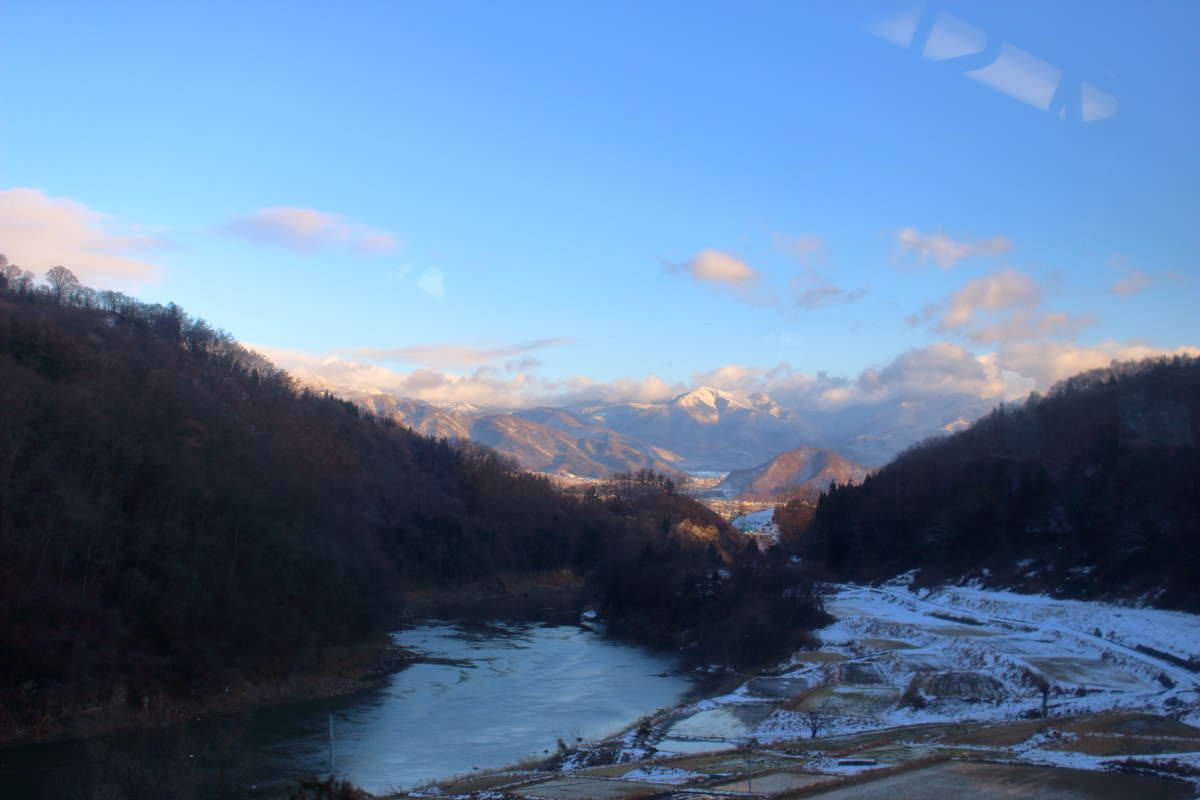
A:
[0,282,641,735]
[797,356,1200,610]
[710,446,872,501]
[343,393,685,478]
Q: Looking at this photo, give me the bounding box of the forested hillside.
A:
[787,356,1200,610]
[0,264,827,740]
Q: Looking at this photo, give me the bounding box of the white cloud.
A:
[672,249,758,285]
[247,343,685,409]
[897,227,1014,268]
[942,268,1040,327]
[692,343,1007,411]
[0,187,164,287]
[859,342,1005,401]
[341,338,573,368]
[224,206,399,254]
[664,248,775,305]
[552,374,687,406]
[415,267,445,299]
[998,340,1200,389]
[246,344,540,407]
[913,268,1092,345]
[249,335,1200,417]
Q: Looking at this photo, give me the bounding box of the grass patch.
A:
[434,771,544,794]
[1063,712,1200,739]
[1044,734,1200,757]
[939,718,1051,747]
[861,638,918,650]
[792,651,848,663]
[662,750,800,773]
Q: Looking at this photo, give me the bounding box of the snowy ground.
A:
[645,577,1200,791]
[659,577,1200,746]
[729,508,779,545]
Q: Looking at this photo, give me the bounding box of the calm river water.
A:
[3,620,692,798]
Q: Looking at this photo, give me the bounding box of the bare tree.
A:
[45,265,81,304]
[802,696,836,739]
[1024,670,1052,718]
[1,259,35,294]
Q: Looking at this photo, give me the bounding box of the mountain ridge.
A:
[329,384,996,478]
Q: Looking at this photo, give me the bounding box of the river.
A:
[1,619,693,798]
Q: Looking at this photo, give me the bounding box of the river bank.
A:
[0,569,593,752]
[0,634,417,751]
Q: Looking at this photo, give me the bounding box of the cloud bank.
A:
[0,188,164,287]
[250,335,1199,416]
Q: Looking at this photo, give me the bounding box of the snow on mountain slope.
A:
[330,386,995,476]
[341,393,683,479]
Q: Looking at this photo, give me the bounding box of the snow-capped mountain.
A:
[332,385,996,478]
[574,388,826,471]
[342,391,685,478]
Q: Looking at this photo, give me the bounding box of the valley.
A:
[1,276,1195,799]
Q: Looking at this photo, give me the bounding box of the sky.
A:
[3,0,1197,410]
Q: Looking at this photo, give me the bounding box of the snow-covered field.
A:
[730,507,779,545]
[663,578,1200,740]
[650,577,1200,789]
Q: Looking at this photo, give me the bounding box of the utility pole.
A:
[745,756,758,794]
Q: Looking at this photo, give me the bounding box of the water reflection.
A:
[2,620,690,798]
[252,620,690,794]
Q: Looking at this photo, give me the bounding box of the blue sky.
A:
[3,1,1197,408]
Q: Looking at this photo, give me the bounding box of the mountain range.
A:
[339,385,995,479]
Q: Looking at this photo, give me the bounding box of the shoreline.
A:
[0,636,415,752]
[0,570,588,753]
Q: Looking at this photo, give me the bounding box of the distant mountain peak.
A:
[671,386,751,415]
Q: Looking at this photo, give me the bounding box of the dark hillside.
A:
[793,356,1200,609]
[588,472,830,667]
[0,272,600,736]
